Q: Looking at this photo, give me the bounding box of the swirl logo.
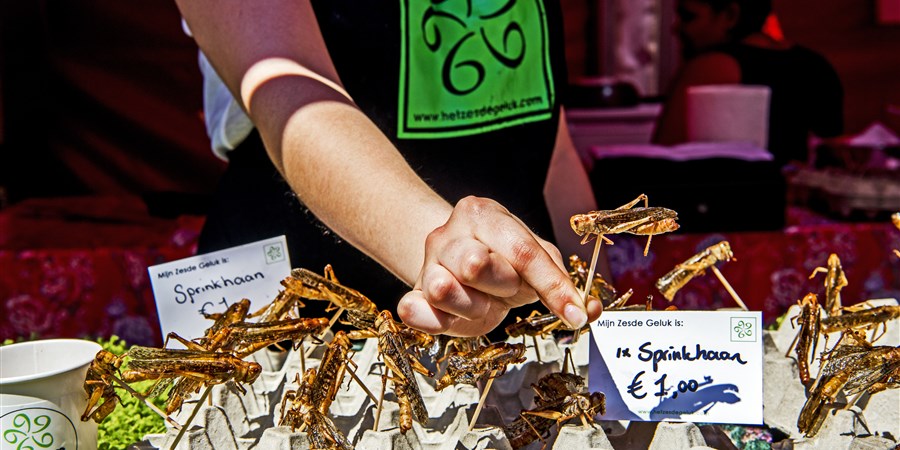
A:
[420,0,525,95]
[1,408,76,450]
[730,317,757,342]
[734,321,752,338]
[399,0,555,138]
[2,413,54,449]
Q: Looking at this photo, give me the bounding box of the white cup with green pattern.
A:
[1,339,101,450]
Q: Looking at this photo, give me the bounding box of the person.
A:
[174,0,603,337]
[652,0,844,167]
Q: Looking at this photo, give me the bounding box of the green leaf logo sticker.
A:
[398,0,554,138]
[730,317,757,342]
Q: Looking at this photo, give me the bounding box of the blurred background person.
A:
[652,0,844,168]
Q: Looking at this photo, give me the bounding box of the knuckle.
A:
[459,250,491,283]
[509,238,540,270]
[425,271,456,304]
[456,196,491,217]
[424,225,447,248]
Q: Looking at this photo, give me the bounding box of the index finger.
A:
[459,202,589,329]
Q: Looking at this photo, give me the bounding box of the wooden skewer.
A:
[569,236,604,345]
[710,266,748,311]
[299,339,306,374]
[169,385,211,450]
[581,237,604,309]
[345,361,379,404]
[373,367,389,432]
[468,372,497,431]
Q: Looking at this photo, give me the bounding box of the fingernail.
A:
[563,304,587,329]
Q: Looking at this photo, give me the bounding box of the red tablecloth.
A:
[0,196,202,346]
[608,217,900,326]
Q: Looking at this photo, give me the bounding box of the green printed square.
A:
[731,317,757,342]
[398,0,554,138]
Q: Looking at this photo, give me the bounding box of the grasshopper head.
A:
[94,350,122,368]
[240,361,263,384]
[589,392,606,415]
[375,310,393,329]
[712,241,734,261]
[569,214,592,235]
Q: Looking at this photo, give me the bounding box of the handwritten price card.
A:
[148,236,291,347]
[588,311,763,425]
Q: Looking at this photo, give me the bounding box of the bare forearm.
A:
[269,92,452,285]
[177,0,451,284]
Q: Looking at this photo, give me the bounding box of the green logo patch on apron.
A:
[398,0,554,138]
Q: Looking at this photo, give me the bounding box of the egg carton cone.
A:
[792,408,897,450]
[551,424,614,449]
[602,421,714,450]
[145,405,248,450]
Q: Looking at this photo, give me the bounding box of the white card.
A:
[148,236,292,347]
[589,311,763,425]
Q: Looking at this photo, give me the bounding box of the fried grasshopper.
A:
[280,330,365,422]
[435,342,526,391]
[280,368,353,450]
[785,293,822,385]
[282,265,378,315]
[656,241,735,301]
[821,304,900,343]
[161,300,327,414]
[505,311,570,339]
[568,254,632,307]
[808,253,849,317]
[374,310,430,433]
[81,350,125,422]
[345,309,435,355]
[570,193,679,256]
[503,371,606,449]
[120,346,262,394]
[247,289,306,322]
[798,330,900,437]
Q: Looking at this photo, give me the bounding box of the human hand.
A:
[397,196,602,337]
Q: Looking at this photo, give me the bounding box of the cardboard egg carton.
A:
[133,313,899,450]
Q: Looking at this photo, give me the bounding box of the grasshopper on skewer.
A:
[81,350,125,423]
[432,341,526,430]
[570,194,679,256]
[371,311,431,434]
[283,265,379,315]
[503,371,606,449]
[121,346,262,391]
[570,194,679,311]
[821,304,900,343]
[655,240,747,310]
[280,369,354,449]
